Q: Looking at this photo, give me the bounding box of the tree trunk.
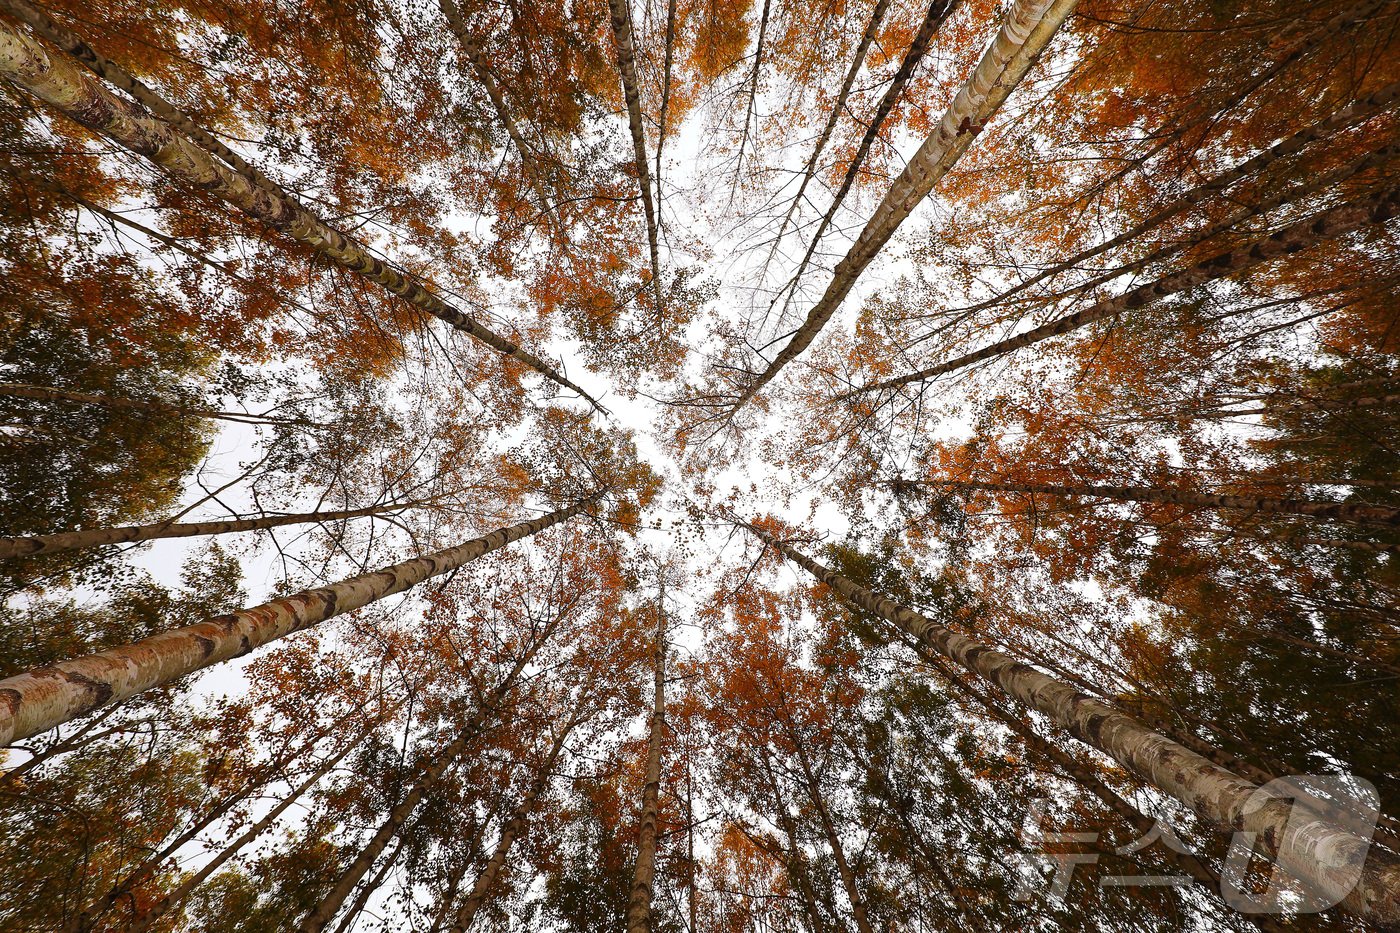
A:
[438,0,558,219]
[849,181,1400,396]
[740,520,1400,925]
[0,381,318,430]
[128,736,360,931]
[72,706,370,931]
[789,736,875,933]
[606,0,664,313]
[0,0,284,197]
[728,0,1078,413]
[429,790,508,931]
[769,0,953,316]
[756,749,828,933]
[0,492,603,745]
[654,0,678,203]
[330,834,405,933]
[978,136,1400,332]
[897,477,1400,528]
[429,858,473,933]
[0,23,604,412]
[448,709,582,932]
[957,78,1400,316]
[764,0,894,271]
[626,604,667,933]
[902,636,1296,932]
[300,636,551,933]
[0,499,435,560]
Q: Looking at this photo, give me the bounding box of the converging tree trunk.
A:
[71,705,373,932]
[0,493,603,745]
[606,0,665,313]
[764,0,894,274]
[770,0,954,316]
[726,0,1079,414]
[447,708,583,932]
[626,602,667,933]
[0,381,318,430]
[954,79,1400,317]
[846,182,1400,396]
[899,636,1290,933]
[438,0,559,219]
[128,734,364,932]
[0,22,604,411]
[739,519,1400,925]
[894,477,1400,528]
[0,499,436,560]
[790,736,875,933]
[300,640,550,933]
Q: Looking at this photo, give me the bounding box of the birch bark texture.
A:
[727,0,1080,414]
[0,21,604,411]
[0,493,603,746]
[741,520,1400,925]
[626,602,667,933]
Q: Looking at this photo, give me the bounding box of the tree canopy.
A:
[1,0,1398,929]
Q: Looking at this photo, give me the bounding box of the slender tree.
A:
[0,498,438,560]
[892,477,1400,529]
[300,629,554,932]
[625,594,667,933]
[0,21,605,410]
[844,181,1400,397]
[722,0,1079,416]
[739,518,1400,926]
[0,492,603,745]
[447,704,584,932]
[606,0,665,313]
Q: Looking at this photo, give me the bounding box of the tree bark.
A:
[740,520,1400,925]
[756,749,828,933]
[626,604,667,933]
[0,492,603,745]
[0,22,604,411]
[902,637,1294,932]
[0,499,434,560]
[654,0,678,205]
[847,182,1400,396]
[329,834,405,933]
[447,708,582,932]
[0,0,284,197]
[728,0,1078,413]
[969,136,1400,335]
[429,858,473,933]
[895,477,1400,528]
[769,0,954,317]
[606,0,665,313]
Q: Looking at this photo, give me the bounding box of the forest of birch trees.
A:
[0,0,1397,929]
